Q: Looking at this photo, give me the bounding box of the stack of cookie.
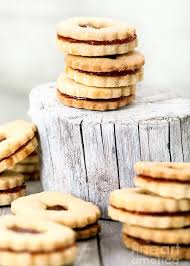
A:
[0,120,38,206]
[56,17,145,111]
[108,161,190,260]
[10,150,40,181]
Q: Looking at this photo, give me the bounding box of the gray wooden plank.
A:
[76,239,101,266]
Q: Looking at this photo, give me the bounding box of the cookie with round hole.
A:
[0,215,77,266]
[56,17,137,56]
[11,191,101,240]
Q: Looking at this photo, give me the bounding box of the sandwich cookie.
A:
[57,17,137,56]
[135,161,190,181]
[0,215,77,266]
[0,120,38,173]
[135,161,190,199]
[109,188,190,228]
[65,51,144,87]
[11,191,101,240]
[123,224,190,245]
[57,75,136,100]
[0,171,26,206]
[57,90,135,111]
[123,232,190,260]
[123,224,190,259]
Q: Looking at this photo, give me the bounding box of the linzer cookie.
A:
[122,232,190,260]
[57,88,135,111]
[0,215,77,266]
[11,191,101,240]
[65,51,144,87]
[56,17,137,56]
[122,223,190,259]
[134,161,190,199]
[0,120,38,172]
[135,161,190,181]
[0,171,26,206]
[108,188,190,228]
[123,224,190,245]
[57,75,136,99]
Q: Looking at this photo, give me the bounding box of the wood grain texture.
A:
[29,83,190,217]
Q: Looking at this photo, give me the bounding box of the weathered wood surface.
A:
[29,83,190,217]
[0,181,188,266]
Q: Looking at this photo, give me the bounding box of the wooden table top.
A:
[0,181,188,266]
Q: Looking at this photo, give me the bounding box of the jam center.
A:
[102,55,117,59]
[79,23,103,29]
[9,226,42,234]
[47,205,68,211]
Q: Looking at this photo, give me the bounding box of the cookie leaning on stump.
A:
[0,120,38,206]
[108,161,190,260]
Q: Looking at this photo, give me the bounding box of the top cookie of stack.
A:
[56,17,145,111]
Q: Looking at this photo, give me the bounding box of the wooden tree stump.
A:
[29,83,190,218]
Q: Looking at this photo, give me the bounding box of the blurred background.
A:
[0,0,190,122]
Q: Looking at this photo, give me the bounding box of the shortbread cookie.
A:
[57,89,135,111]
[135,161,190,181]
[135,175,190,199]
[57,75,136,99]
[109,188,190,213]
[0,215,77,266]
[65,51,145,72]
[10,163,39,174]
[0,137,38,173]
[0,171,26,206]
[123,224,190,244]
[57,17,137,56]
[11,191,101,240]
[123,234,190,260]
[65,66,143,87]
